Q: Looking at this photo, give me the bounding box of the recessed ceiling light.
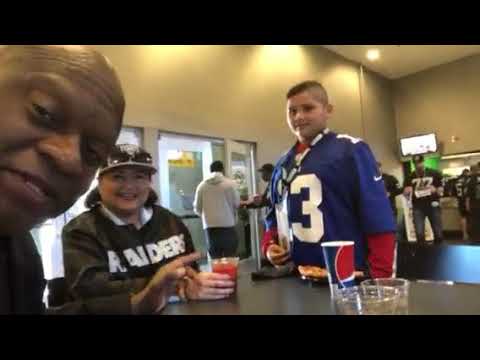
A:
[366,49,380,61]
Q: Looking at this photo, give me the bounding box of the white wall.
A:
[91,45,400,174]
[394,54,480,156]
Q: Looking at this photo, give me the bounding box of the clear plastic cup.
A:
[361,278,410,315]
[334,285,400,315]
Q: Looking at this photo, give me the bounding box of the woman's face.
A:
[0,46,124,235]
[98,167,152,218]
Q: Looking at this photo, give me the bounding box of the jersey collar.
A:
[310,128,330,147]
[100,204,153,228]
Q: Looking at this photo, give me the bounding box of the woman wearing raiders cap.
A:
[62,144,235,310]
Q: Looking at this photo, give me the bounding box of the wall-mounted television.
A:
[399,133,438,157]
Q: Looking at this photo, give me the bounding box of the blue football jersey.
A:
[265,129,395,270]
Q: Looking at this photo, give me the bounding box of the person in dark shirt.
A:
[244,163,274,209]
[377,162,402,219]
[454,168,471,241]
[403,154,444,244]
[0,45,200,314]
[466,165,480,243]
[376,162,407,242]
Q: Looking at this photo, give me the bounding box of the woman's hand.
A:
[179,267,235,301]
[131,252,201,314]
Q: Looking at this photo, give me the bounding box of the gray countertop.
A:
[163,261,480,315]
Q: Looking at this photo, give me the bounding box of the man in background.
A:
[454,168,471,241]
[377,162,403,220]
[466,165,480,243]
[404,155,444,244]
[244,163,274,209]
[194,161,242,258]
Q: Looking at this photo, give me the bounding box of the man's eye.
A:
[83,141,106,168]
[32,103,56,127]
[84,147,103,167]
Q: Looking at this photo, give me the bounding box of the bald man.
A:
[0,45,199,314]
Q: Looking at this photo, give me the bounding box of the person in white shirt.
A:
[194,161,242,258]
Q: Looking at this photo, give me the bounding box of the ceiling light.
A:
[366,49,380,61]
[441,152,480,160]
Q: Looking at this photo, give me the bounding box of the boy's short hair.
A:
[286,80,329,104]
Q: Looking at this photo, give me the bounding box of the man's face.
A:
[287,90,332,144]
[0,50,123,235]
[415,161,425,173]
[260,171,272,183]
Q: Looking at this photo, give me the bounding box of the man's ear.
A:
[326,103,334,114]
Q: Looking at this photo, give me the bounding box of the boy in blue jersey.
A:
[261,80,396,278]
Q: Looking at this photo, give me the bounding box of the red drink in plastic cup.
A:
[211,257,239,280]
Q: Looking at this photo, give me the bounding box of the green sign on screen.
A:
[409,155,440,171]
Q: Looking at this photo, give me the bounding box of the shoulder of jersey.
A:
[277,147,294,165]
[333,134,366,155]
[281,145,294,157]
[63,208,97,234]
[153,204,174,217]
[335,133,364,146]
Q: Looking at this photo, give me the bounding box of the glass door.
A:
[157,132,225,266]
[225,139,259,262]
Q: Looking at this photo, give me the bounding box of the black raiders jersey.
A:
[467,175,480,210]
[455,175,471,199]
[404,168,443,209]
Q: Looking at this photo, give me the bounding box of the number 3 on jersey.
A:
[290,174,324,243]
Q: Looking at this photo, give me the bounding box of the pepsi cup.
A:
[321,241,355,297]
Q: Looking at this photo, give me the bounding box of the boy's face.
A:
[286,90,333,144]
[0,48,123,235]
